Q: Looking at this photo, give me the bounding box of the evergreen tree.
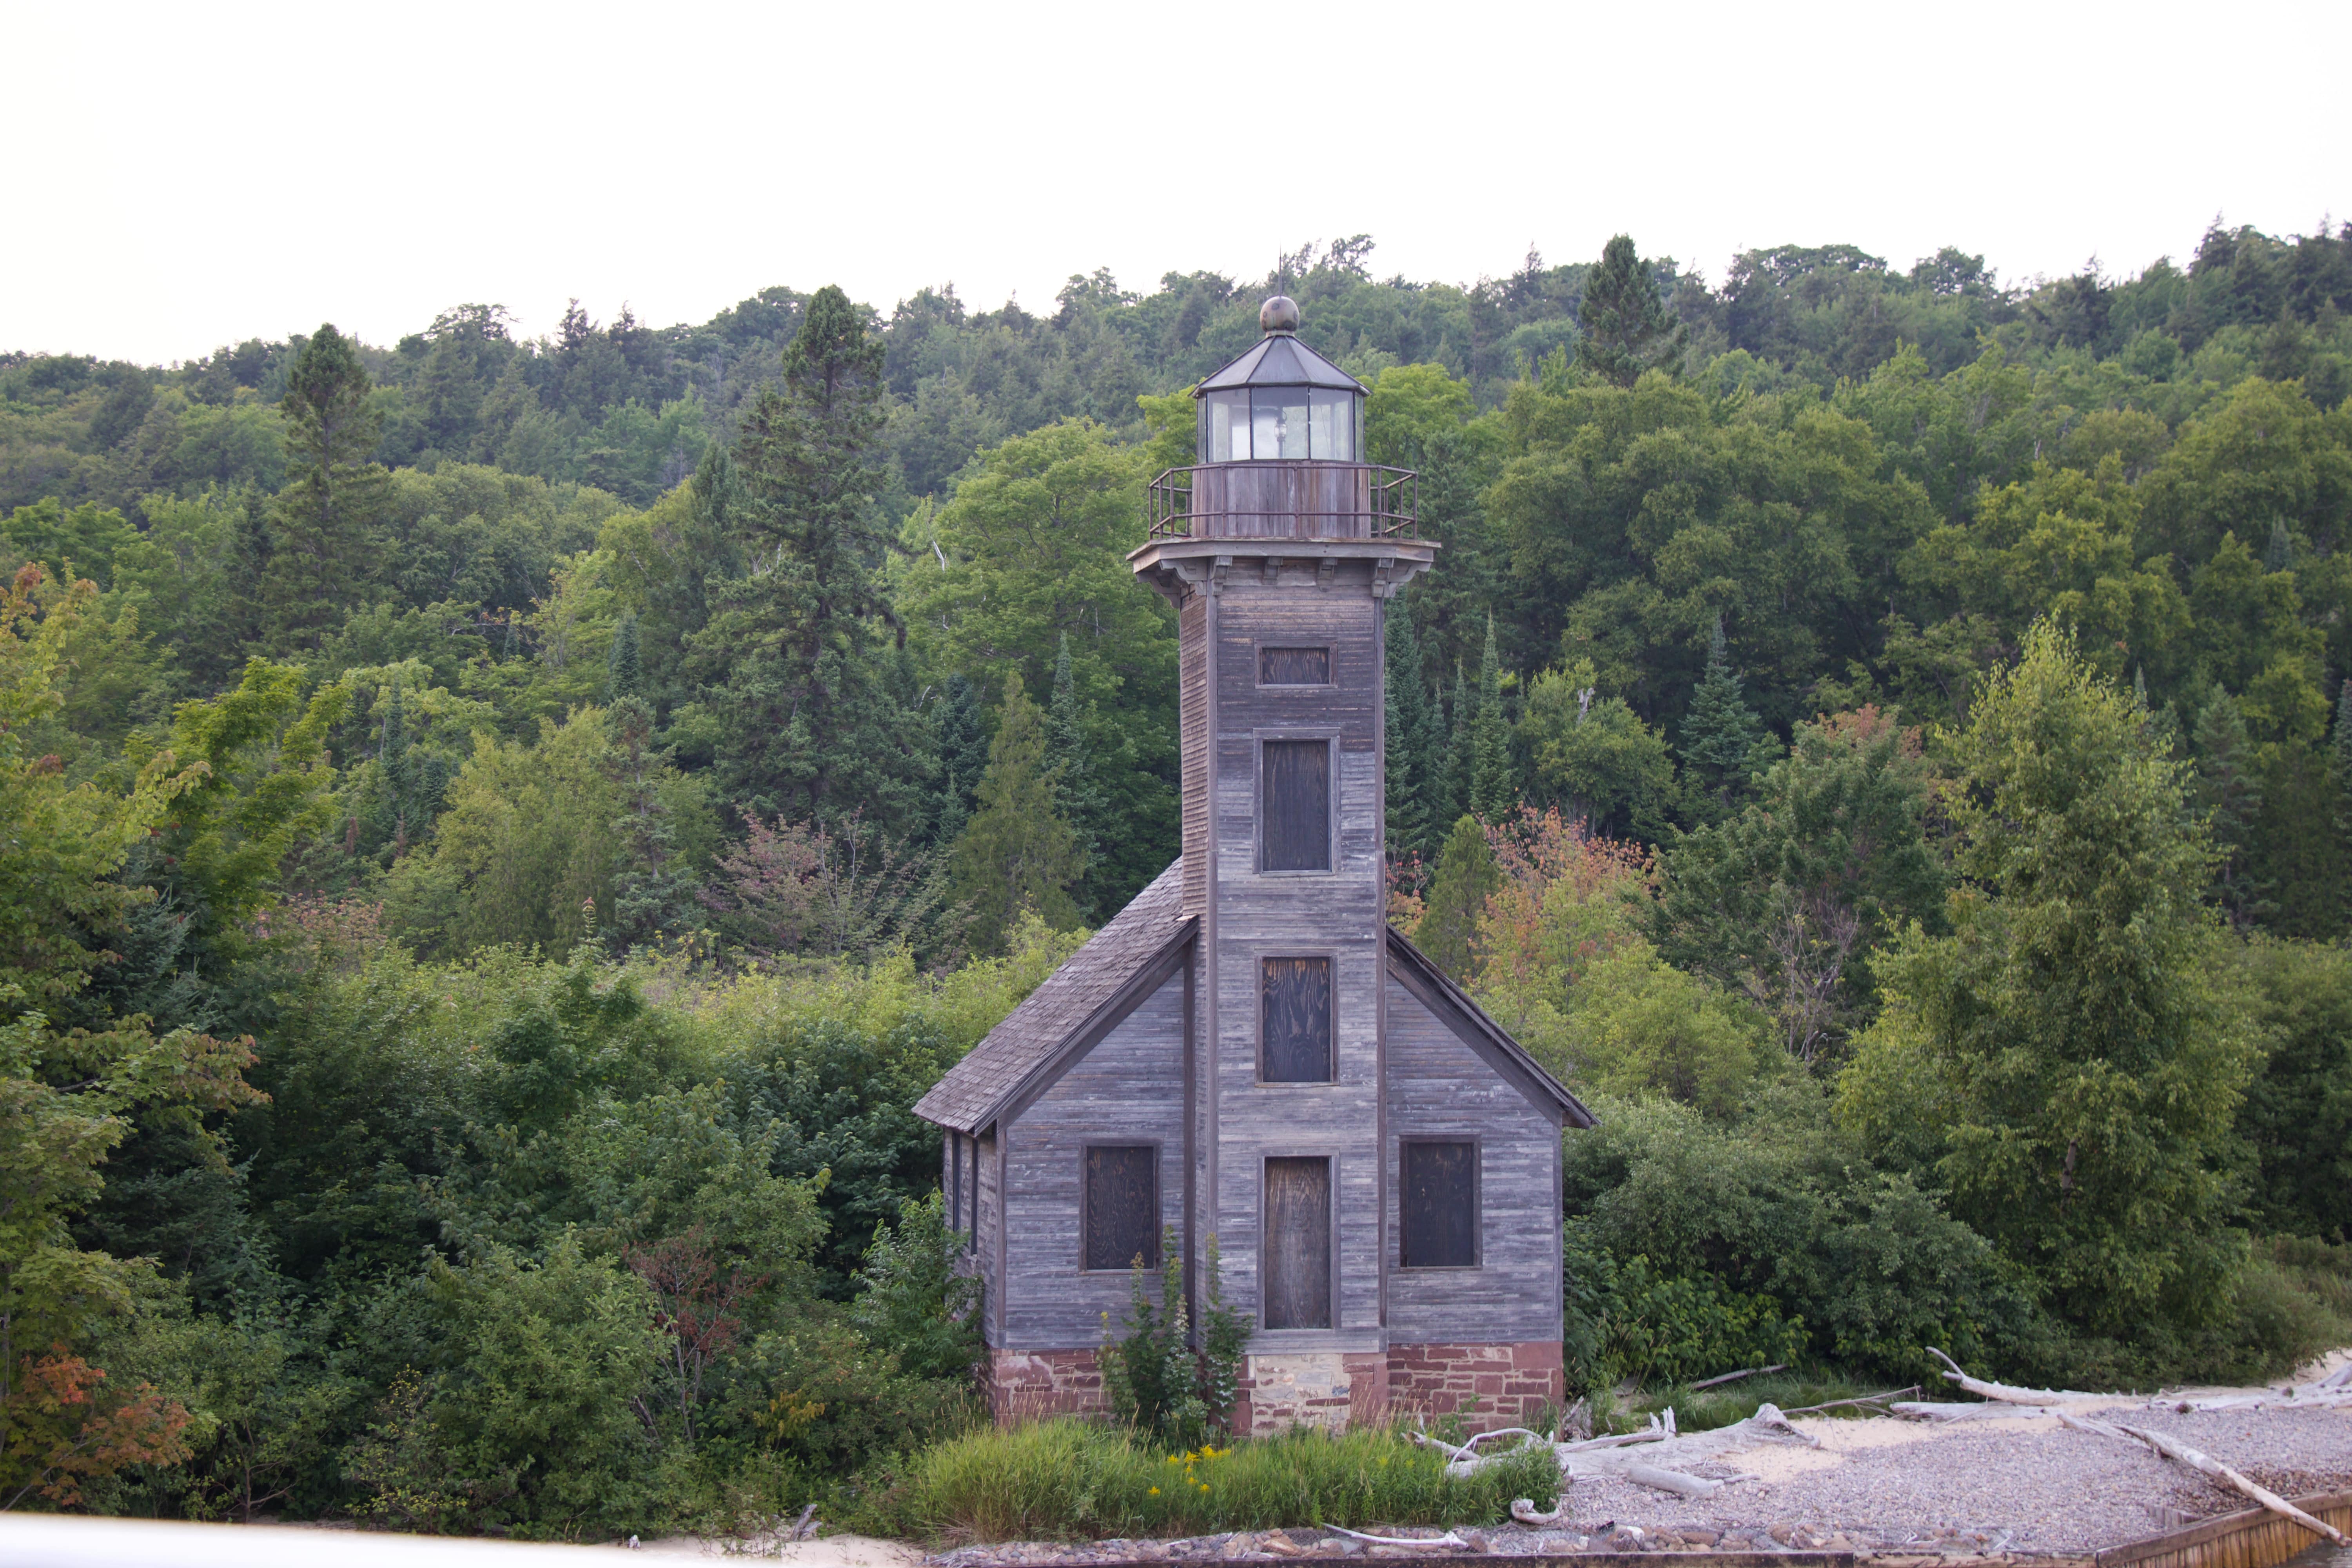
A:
[1679,614,1771,821]
[1383,596,1432,863]
[949,676,1083,954]
[1441,661,1471,828]
[2192,688,2270,928]
[1468,613,1515,821]
[693,285,920,825]
[364,684,450,862]
[606,611,643,700]
[1418,815,1499,983]
[2263,518,2295,573]
[267,323,388,648]
[1575,235,1688,388]
[933,673,985,844]
[2336,676,2352,927]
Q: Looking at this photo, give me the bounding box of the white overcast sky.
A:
[7,0,2347,366]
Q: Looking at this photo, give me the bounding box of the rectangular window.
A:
[1259,646,1330,685]
[1261,957,1333,1082]
[1399,1141,1478,1269]
[1083,1145,1158,1272]
[1263,1156,1332,1328]
[1260,739,1330,871]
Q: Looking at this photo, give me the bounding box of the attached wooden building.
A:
[913,297,1593,1433]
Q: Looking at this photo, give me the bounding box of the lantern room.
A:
[1195,295,1365,463]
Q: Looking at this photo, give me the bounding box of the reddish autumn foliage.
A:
[2,1345,194,1508]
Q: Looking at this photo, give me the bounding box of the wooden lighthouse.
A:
[915,297,1590,1432]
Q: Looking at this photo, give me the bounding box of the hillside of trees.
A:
[2,221,2349,1530]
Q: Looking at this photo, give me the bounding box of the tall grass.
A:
[854,1420,1560,1544]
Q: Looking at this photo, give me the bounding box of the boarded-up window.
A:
[1260,646,1330,685]
[1261,740,1330,871]
[1263,1157,1332,1328]
[1083,1145,1158,1271]
[1400,1141,1477,1269]
[1261,957,1332,1082]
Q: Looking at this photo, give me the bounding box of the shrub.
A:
[860,1418,1557,1544]
[1099,1230,1250,1448]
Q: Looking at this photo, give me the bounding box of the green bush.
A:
[1100,1230,1251,1448]
[1562,1224,1804,1391]
[857,1418,1558,1544]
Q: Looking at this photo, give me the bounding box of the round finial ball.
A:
[1260,295,1301,333]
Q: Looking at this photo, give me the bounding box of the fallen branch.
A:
[1927,1347,2105,1405]
[2152,1389,2352,1413]
[2056,1414,2348,1547]
[1892,1400,2067,1421]
[1624,1462,1719,1498]
[1784,1386,1920,1416]
[1689,1364,1789,1391]
[1317,1524,1468,1549]
[1511,1498,1565,1525]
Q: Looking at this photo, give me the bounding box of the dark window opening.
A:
[1260,646,1330,685]
[1261,956,1333,1082]
[1083,1145,1158,1272]
[1263,1156,1332,1328]
[1261,740,1330,871]
[1400,1141,1478,1269]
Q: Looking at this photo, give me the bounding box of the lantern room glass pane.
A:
[1308,388,1357,460]
[1203,390,1248,461]
[1252,390,1302,459]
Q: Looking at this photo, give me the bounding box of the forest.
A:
[2,219,2350,1533]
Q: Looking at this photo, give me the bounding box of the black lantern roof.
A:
[1196,299,1363,396]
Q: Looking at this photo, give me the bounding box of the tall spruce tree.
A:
[2192,688,2270,928]
[694,285,920,825]
[606,611,643,699]
[933,673,986,844]
[1442,662,1472,827]
[1575,235,1688,388]
[1419,815,1500,983]
[1045,632,1107,915]
[1384,597,1434,862]
[949,676,1083,953]
[1680,614,1770,821]
[268,323,388,648]
[1468,613,1515,821]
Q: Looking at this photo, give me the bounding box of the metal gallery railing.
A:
[1146,464,1418,540]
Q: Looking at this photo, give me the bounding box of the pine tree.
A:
[1419,815,1500,983]
[1384,597,1432,862]
[949,676,1083,954]
[1575,235,1688,388]
[1680,614,1770,820]
[1469,613,1515,821]
[2264,518,2295,573]
[267,323,388,648]
[694,285,920,826]
[2192,688,2271,928]
[933,673,985,844]
[606,611,643,699]
[1441,662,1471,828]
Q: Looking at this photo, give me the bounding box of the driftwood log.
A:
[2057,1412,2348,1548]
[1926,1347,2107,1404]
[1689,1363,1789,1390]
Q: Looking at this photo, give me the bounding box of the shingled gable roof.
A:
[913,858,1195,1136]
[1385,926,1596,1129]
[910,857,1595,1137]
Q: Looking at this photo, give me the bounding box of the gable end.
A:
[1385,927,1595,1129]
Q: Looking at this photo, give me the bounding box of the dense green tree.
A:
[2191,688,2269,928]
[1468,614,1515,820]
[1520,665,1677,839]
[1837,625,2258,1342]
[266,325,389,649]
[1418,815,1499,982]
[1677,616,1773,820]
[605,610,642,699]
[948,676,1082,953]
[931,672,985,844]
[1382,594,1437,862]
[694,286,925,825]
[1576,235,1688,388]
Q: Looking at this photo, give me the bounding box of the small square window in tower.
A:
[1259,646,1330,685]
[1260,956,1332,1082]
[1083,1146,1158,1272]
[1263,1156,1332,1328]
[1261,740,1330,871]
[1400,1141,1478,1269]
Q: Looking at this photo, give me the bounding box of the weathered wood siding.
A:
[1191,463,1376,539]
[999,970,1187,1348]
[1383,976,1563,1346]
[978,1126,1002,1345]
[1205,560,1388,1351]
[1180,591,1211,919]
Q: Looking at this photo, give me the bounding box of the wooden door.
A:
[1263,1157,1331,1329]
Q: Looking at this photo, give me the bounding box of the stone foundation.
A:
[987,1347,1106,1424]
[988,1339,1561,1432]
[1385,1340,1564,1430]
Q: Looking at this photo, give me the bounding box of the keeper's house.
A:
[913,298,1592,1434]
